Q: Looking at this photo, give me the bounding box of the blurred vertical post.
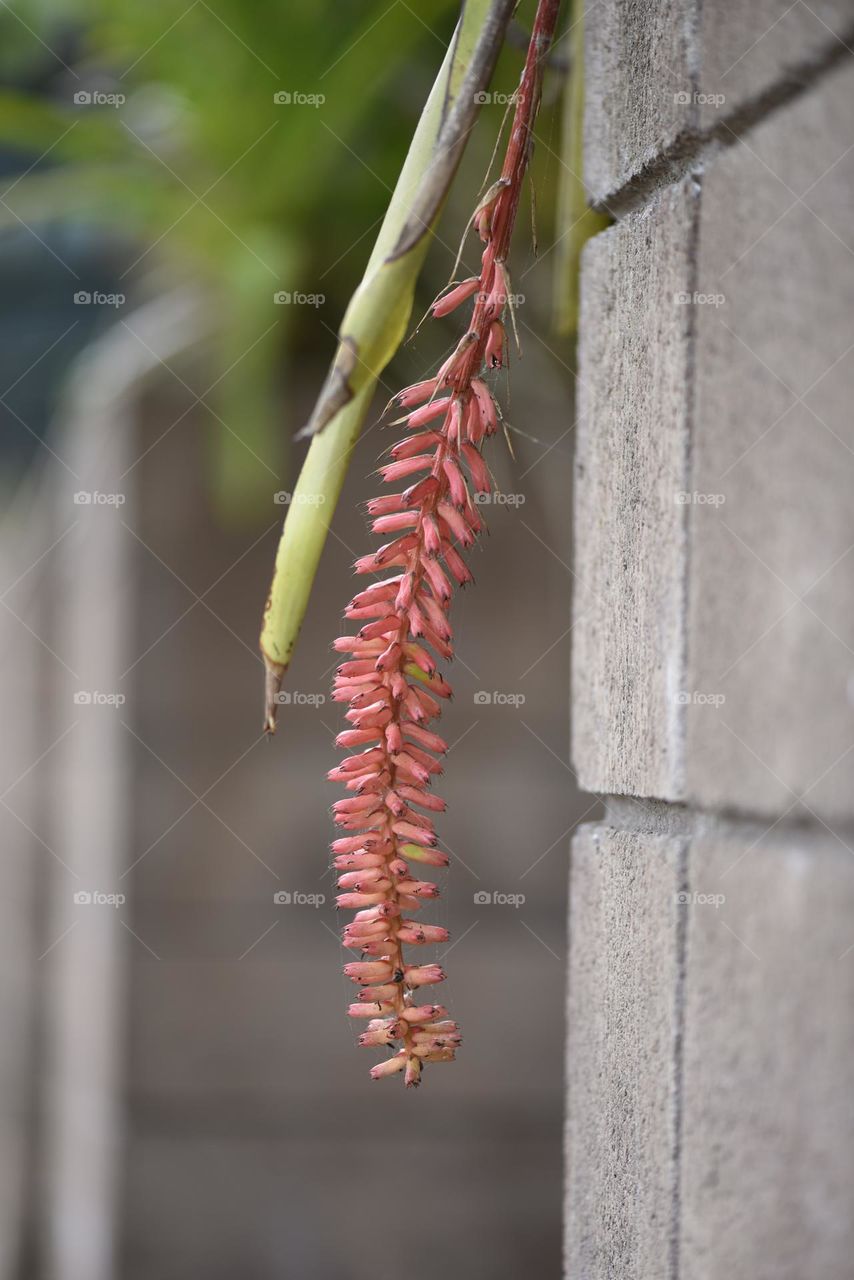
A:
[0,493,46,1276]
[43,293,205,1280]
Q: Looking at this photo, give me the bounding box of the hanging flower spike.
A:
[331,0,561,1086]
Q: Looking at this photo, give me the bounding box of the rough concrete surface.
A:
[685,59,854,823]
[679,819,854,1280]
[572,179,697,801]
[698,0,854,131]
[566,823,684,1279]
[584,0,695,204]
[583,0,854,201]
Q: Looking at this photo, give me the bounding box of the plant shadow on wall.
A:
[0,1,602,1276]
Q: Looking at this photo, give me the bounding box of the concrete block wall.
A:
[567,3,854,1276]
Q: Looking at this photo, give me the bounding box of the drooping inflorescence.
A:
[330,0,560,1086]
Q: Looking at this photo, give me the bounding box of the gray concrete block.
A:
[565,823,684,1279]
[571,179,697,800]
[584,0,695,203]
[685,60,854,823]
[698,0,854,131]
[565,814,854,1279]
[679,819,854,1279]
[574,66,854,819]
[583,0,854,202]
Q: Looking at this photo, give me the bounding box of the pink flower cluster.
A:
[330,184,518,1086]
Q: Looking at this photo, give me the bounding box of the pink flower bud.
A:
[351,577,401,603]
[403,641,436,675]
[471,378,497,435]
[412,1044,457,1060]
[397,923,449,944]
[401,474,440,508]
[404,964,445,987]
[333,850,385,870]
[397,379,437,407]
[357,983,401,1002]
[431,276,480,317]
[347,1002,396,1018]
[358,615,400,641]
[403,723,447,754]
[380,455,435,484]
[401,1004,448,1024]
[393,821,437,846]
[359,1028,398,1047]
[384,788,405,817]
[405,397,451,430]
[442,457,468,507]
[342,919,388,939]
[461,442,491,493]
[443,544,474,586]
[335,729,381,749]
[399,843,449,868]
[343,961,394,985]
[396,879,439,899]
[465,392,484,443]
[372,512,419,535]
[365,493,405,517]
[373,534,418,566]
[422,514,442,556]
[422,556,452,602]
[353,902,399,923]
[370,1054,407,1079]
[390,430,443,460]
[337,868,389,891]
[356,939,398,956]
[397,784,446,812]
[336,891,387,909]
[485,320,505,368]
[438,502,476,547]
[333,794,382,815]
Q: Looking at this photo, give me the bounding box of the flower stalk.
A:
[332,0,562,1086]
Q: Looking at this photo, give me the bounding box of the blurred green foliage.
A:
[0,0,469,519]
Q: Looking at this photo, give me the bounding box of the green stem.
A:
[260,0,516,730]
